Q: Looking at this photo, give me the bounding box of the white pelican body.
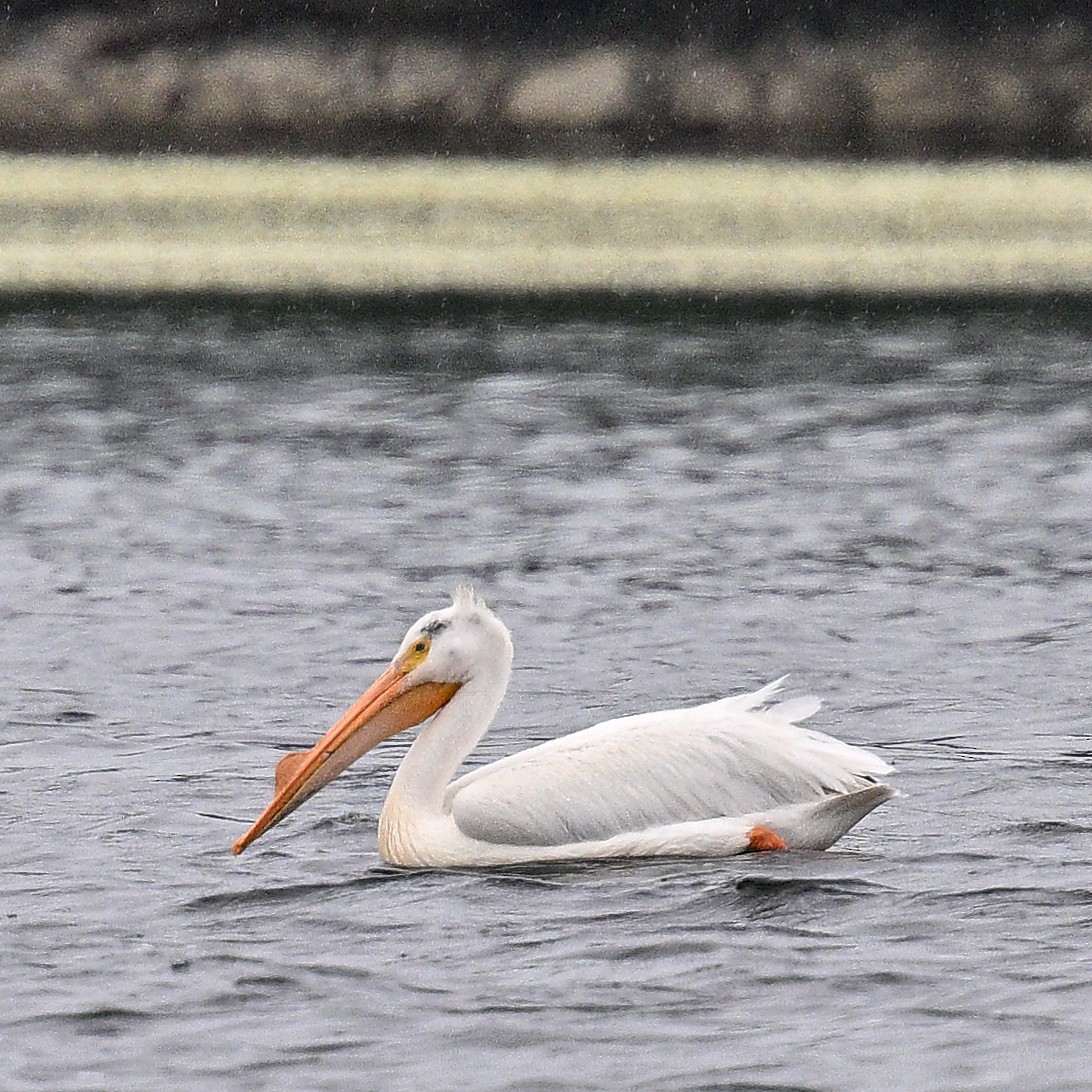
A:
[233,589,894,866]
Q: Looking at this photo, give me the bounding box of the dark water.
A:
[3,306,1091,1091]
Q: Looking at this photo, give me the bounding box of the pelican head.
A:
[231,587,512,855]
[400,586,514,689]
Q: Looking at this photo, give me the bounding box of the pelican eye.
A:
[403,634,432,672]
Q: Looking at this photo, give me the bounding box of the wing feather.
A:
[447,680,891,847]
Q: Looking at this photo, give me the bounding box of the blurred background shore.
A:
[2,2,1090,300]
[2,0,1090,159]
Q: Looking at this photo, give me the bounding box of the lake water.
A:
[3,303,1091,1090]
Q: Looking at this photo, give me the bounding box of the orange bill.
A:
[232,664,459,855]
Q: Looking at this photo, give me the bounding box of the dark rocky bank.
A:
[2,1,1090,158]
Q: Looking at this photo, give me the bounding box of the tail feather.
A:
[749,784,896,851]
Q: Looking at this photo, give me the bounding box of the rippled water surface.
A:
[3,305,1091,1091]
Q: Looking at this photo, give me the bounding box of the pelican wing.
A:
[446,679,892,847]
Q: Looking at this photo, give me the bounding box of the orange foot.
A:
[746,825,788,852]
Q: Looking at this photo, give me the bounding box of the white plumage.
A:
[233,589,894,866]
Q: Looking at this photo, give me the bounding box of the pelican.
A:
[232,588,894,866]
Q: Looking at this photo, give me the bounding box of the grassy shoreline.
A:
[3,156,1092,298]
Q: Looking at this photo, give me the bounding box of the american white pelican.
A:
[232,588,894,866]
